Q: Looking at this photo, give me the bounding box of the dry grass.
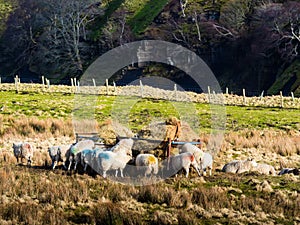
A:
[0,115,74,139]
[223,130,300,156]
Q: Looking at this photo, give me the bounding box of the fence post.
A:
[291,92,295,103]
[280,91,283,108]
[106,79,109,95]
[139,80,143,98]
[207,86,211,103]
[14,75,19,93]
[77,81,80,92]
[260,90,264,100]
[113,81,116,93]
[242,88,246,105]
[47,79,50,89]
[174,84,177,101]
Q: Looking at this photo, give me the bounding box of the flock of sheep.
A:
[12,139,299,178]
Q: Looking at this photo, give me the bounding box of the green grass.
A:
[127,0,169,35]
[1,90,300,134]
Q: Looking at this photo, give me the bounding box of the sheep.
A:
[180,143,204,169]
[48,144,72,170]
[199,152,213,176]
[67,140,95,171]
[80,148,105,172]
[12,142,34,166]
[171,152,201,178]
[135,153,159,177]
[278,168,300,175]
[110,138,134,154]
[96,138,134,178]
[253,163,276,176]
[222,158,257,174]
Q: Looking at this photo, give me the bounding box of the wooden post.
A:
[47,79,50,89]
[260,90,264,100]
[106,79,109,95]
[207,86,211,103]
[291,92,295,103]
[243,88,246,105]
[14,75,19,93]
[280,91,283,108]
[140,80,143,98]
[174,84,177,101]
[113,81,116,92]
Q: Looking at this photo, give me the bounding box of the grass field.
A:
[0,87,300,224]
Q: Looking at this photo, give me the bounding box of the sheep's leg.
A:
[184,166,189,178]
[84,163,88,172]
[68,160,72,171]
[103,171,107,178]
[120,169,124,178]
[62,162,67,170]
[53,161,57,170]
[115,170,118,177]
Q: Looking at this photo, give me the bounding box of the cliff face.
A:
[0,0,299,96]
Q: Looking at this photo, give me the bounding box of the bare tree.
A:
[46,0,102,74]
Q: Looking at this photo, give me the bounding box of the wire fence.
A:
[0,76,299,109]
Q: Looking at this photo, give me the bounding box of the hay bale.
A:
[98,120,134,145]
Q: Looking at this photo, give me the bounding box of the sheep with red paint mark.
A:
[171,152,201,178]
[12,142,34,166]
[135,153,159,176]
[180,143,204,170]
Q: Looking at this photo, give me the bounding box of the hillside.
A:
[0,0,299,96]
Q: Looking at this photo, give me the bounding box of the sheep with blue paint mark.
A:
[96,138,134,178]
[80,148,105,172]
[67,140,95,171]
[135,153,159,176]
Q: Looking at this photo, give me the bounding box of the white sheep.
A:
[135,153,159,176]
[200,152,213,176]
[171,152,201,178]
[96,138,134,178]
[67,140,95,171]
[12,142,34,166]
[180,143,204,169]
[222,158,257,174]
[253,163,276,175]
[80,148,105,172]
[48,144,71,170]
